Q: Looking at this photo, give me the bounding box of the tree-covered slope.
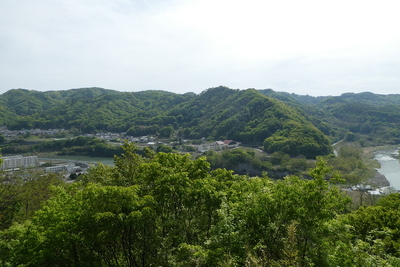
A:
[167,86,332,157]
[335,92,400,106]
[258,89,338,139]
[170,86,310,142]
[259,89,400,145]
[318,98,400,144]
[3,86,400,155]
[260,90,400,107]
[0,88,195,132]
[0,86,333,157]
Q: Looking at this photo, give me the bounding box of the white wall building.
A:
[198,141,223,153]
[198,140,240,153]
[1,155,38,170]
[45,163,79,174]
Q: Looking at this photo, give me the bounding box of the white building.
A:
[1,155,38,170]
[223,140,240,148]
[198,141,224,153]
[45,163,79,174]
[198,140,240,153]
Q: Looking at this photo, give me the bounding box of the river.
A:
[39,155,115,166]
[38,150,400,189]
[374,149,400,190]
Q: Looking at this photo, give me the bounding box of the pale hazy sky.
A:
[1,0,399,96]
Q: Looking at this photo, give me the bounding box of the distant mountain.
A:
[258,89,400,146]
[0,87,194,133]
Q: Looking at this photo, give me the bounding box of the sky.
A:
[1,0,399,96]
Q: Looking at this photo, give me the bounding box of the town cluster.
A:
[1,128,242,175]
[0,127,241,152]
[0,127,157,143]
[0,127,66,139]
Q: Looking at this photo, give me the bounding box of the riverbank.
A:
[374,148,400,190]
[331,144,392,188]
[368,171,390,187]
[361,146,400,190]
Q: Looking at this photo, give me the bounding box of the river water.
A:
[375,149,400,190]
[39,151,400,189]
[39,155,115,166]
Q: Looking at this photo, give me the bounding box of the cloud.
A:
[0,0,399,95]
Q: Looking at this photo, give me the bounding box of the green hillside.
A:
[5,86,400,156]
[1,88,195,133]
[259,90,400,146]
[168,87,332,158]
[0,86,334,158]
[4,86,400,156]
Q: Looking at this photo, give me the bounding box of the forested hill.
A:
[2,86,400,156]
[0,88,195,133]
[259,90,400,146]
[167,87,332,158]
[0,86,333,158]
[259,90,400,106]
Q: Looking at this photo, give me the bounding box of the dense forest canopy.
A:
[260,89,400,146]
[1,86,400,157]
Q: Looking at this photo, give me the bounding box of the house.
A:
[223,140,239,148]
[198,142,223,153]
[197,140,240,153]
[216,141,225,147]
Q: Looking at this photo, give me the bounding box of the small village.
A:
[0,126,395,197]
[0,127,243,179]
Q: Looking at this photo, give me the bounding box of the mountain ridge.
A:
[1,86,400,157]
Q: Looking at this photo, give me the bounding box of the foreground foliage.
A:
[1,143,400,266]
